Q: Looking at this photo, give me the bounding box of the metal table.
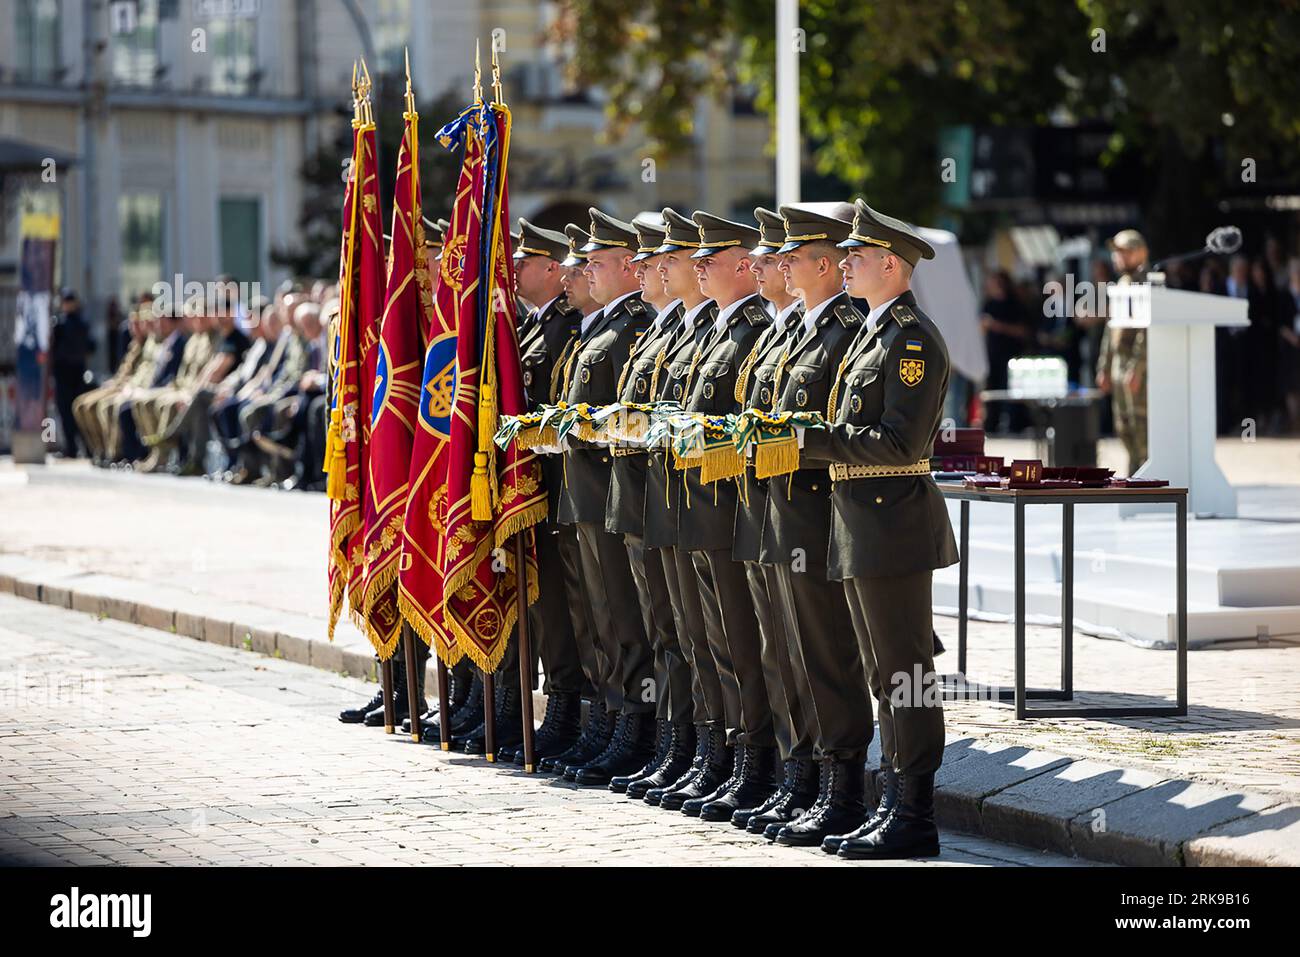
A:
[937,483,1188,719]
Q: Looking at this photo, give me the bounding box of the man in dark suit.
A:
[553,209,656,787]
[799,199,959,860]
[758,202,876,849]
[731,208,820,837]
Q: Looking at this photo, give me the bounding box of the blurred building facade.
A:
[0,0,773,370]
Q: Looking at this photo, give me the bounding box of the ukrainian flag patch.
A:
[905,339,923,352]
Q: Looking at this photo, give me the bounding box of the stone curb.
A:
[2,554,1295,867]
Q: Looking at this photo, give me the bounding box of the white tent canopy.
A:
[910,227,987,384]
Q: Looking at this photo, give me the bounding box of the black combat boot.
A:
[462,680,524,756]
[339,686,385,724]
[838,771,939,860]
[774,757,867,847]
[701,745,777,824]
[540,698,604,773]
[363,652,407,727]
[764,759,826,840]
[823,764,898,854]
[404,659,471,736]
[561,703,618,781]
[610,718,670,794]
[644,725,708,806]
[423,669,485,745]
[628,723,696,800]
[511,691,582,766]
[662,725,732,812]
[573,712,657,787]
[682,743,742,818]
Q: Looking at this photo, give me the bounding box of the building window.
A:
[219,197,262,286]
[119,192,165,306]
[15,0,62,82]
[110,0,162,88]
[372,0,411,77]
[206,12,259,95]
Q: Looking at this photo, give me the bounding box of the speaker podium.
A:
[1106,281,1248,518]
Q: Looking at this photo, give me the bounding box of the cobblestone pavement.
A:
[3,461,1298,801]
[0,596,1081,867]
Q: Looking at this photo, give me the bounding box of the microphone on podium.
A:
[1151,225,1243,273]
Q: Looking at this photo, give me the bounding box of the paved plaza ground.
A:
[1,444,1298,865]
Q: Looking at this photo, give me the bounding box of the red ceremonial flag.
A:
[362,93,430,660]
[399,107,482,666]
[326,108,364,639]
[400,99,545,671]
[439,101,545,672]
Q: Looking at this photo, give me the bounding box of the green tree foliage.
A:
[556,0,1300,243]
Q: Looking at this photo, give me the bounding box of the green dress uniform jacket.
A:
[605,305,684,536]
[642,305,716,549]
[760,292,862,569]
[800,290,960,581]
[519,293,583,525]
[678,294,769,551]
[732,304,803,562]
[557,293,652,526]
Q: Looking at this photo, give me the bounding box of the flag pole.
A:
[471,38,498,763]
[490,37,537,772]
[513,532,536,771]
[353,59,398,735]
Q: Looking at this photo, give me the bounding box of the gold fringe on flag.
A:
[754,434,801,480]
[699,445,746,484]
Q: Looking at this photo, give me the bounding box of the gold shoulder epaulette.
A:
[625,298,648,318]
[742,303,769,326]
[891,303,919,327]
[834,303,862,326]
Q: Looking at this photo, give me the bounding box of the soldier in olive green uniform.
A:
[538,225,616,774]
[759,202,876,848]
[491,218,589,764]
[675,211,777,824]
[799,200,959,860]
[1096,229,1149,476]
[640,208,730,813]
[75,311,147,464]
[605,215,700,798]
[730,208,820,836]
[553,209,656,787]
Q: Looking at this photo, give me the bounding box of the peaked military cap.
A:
[838,198,935,266]
[654,207,702,254]
[514,218,570,260]
[690,211,762,259]
[561,225,591,266]
[580,208,637,252]
[750,207,786,255]
[630,213,668,262]
[776,201,855,254]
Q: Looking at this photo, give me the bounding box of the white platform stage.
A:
[933,484,1300,650]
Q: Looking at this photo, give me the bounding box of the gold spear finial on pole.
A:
[358,57,374,125]
[404,46,416,116]
[474,39,483,104]
[491,34,504,105]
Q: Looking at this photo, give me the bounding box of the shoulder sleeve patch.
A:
[891,303,919,327]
